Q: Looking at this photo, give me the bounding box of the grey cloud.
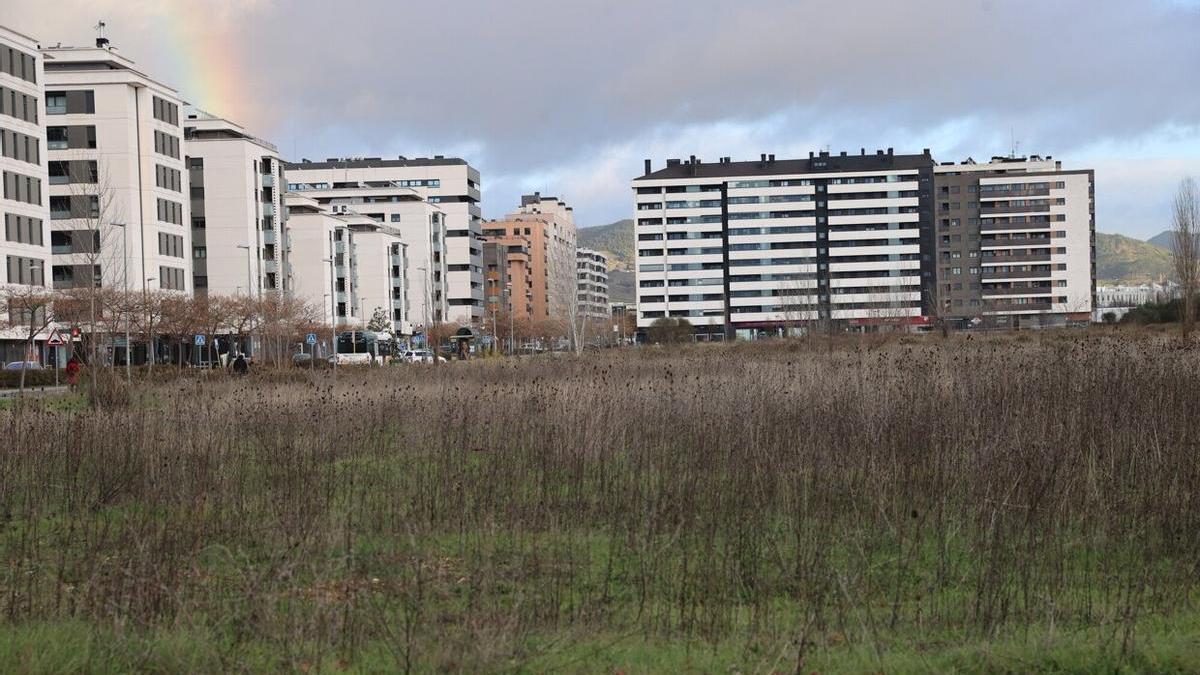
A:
[4,0,1199,226]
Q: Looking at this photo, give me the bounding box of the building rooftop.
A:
[184,108,278,152]
[635,149,934,181]
[286,156,470,170]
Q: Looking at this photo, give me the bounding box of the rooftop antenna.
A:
[1009,127,1020,159]
[94,20,110,49]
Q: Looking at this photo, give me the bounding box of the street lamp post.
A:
[322,256,337,372]
[506,282,514,356]
[113,222,131,384]
[145,276,156,372]
[237,244,254,359]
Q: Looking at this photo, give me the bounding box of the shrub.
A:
[646,316,693,344]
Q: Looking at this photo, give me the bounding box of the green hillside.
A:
[578,219,634,271]
[1096,232,1173,284]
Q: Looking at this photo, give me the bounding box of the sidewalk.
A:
[0,385,69,399]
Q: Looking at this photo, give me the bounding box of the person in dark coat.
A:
[232,353,249,375]
[65,356,82,390]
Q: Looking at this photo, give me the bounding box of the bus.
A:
[334,331,395,365]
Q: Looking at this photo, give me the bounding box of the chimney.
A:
[760,154,767,162]
[887,147,894,156]
[809,151,814,159]
[922,148,930,157]
[768,154,775,162]
[839,151,847,157]
[644,159,652,174]
[689,155,696,164]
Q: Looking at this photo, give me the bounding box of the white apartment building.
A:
[42,41,190,294]
[286,157,483,326]
[576,247,609,319]
[1096,282,1178,308]
[286,193,345,328]
[349,221,410,336]
[0,25,50,363]
[632,150,936,339]
[1,26,48,289]
[283,180,447,332]
[933,156,1095,327]
[286,193,411,335]
[184,108,289,297]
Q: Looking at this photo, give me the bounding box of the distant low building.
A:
[1096,282,1179,308]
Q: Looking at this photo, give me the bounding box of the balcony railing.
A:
[979,220,1053,232]
[981,285,1054,296]
[981,236,1052,248]
[979,203,1052,215]
[982,253,1052,264]
[981,268,1053,280]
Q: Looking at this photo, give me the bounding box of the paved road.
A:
[0,385,69,399]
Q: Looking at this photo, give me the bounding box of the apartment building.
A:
[933,156,1094,327]
[286,193,346,328]
[184,108,289,297]
[283,178,446,331]
[286,156,482,325]
[482,193,578,325]
[349,219,410,336]
[285,193,411,334]
[1,26,48,291]
[483,237,533,323]
[42,40,190,294]
[0,26,50,363]
[632,150,936,338]
[576,248,610,319]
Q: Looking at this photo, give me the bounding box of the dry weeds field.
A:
[1,332,1198,672]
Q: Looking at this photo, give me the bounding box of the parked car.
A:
[402,349,445,364]
[4,361,42,371]
[292,352,313,366]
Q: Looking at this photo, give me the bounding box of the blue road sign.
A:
[194,334,206,347]
[305,333,318,345]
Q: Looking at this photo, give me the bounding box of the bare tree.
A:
[1,285,58,396]
[1171,177,1200,342]
[61,161,126,379]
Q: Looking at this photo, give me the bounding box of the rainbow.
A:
[156,5,247,124]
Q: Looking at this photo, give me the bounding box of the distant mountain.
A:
[1147,230,1174,249]
[578,219,634,271]
[1096,232,1173,284]
[607,269,635,304]
[579,219,635,303]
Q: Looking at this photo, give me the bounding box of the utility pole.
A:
[323,255,338,372]
[114,222,130,384]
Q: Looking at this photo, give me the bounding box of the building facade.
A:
[482,193,578,325]
[184,108,289,298]
[43,42,190,295]
[286,193,346,328]
[1,26,49,290]
[932,156,1094,328]
[283,179,446,332]
[285,157,482,326]
[483,237,533,323]
[576,247,609,319]
[632,150,936,338]
[0,26,51,362]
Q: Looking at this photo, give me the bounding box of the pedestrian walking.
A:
[233,353,249,376]
[65,356,81,391]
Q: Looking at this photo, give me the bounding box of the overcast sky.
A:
[5,0,1199,236]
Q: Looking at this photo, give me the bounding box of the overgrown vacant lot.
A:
[1,333,1199,672]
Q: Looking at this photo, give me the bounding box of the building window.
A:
[45,92,66,115]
